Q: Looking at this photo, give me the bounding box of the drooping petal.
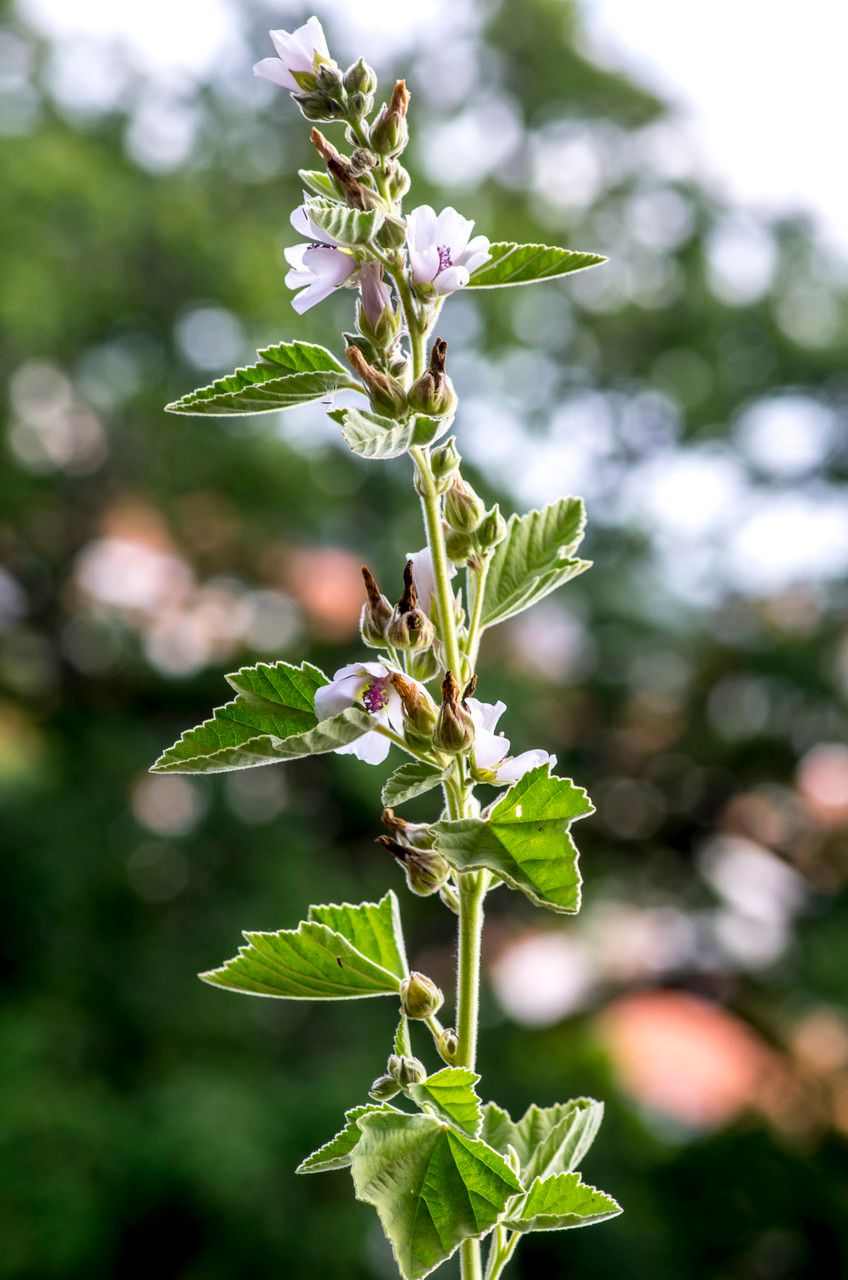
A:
[338,730,391,765]
[253,57,298,90]
[494,750,557,784]
[432,265,470,295]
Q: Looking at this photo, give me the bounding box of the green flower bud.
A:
[369,80,411,157]
[437,1027,459,1063]
[376,215,407,251]
[343,57,378,99]
[386,163,411,202]
[477,504,508,550]
[387,1054,427,1086]
[444,475,485,535]
[400,971,444,1021]
[293,91,347,122]
[434,671,475,753]
[379,836,450,897]
[360,565,392,647]
[386,560,436,652]
[316,63,344,95]
[407,645,439,683]
[431,436,461,487]
[346,345,408,418]
[444,524,474,566]
[381,806,438,850]
[407,338,457,419]
[369,1073,401,1101]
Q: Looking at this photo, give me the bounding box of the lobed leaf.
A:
[481,1098,603,1183]
[201,891,408,1001]
[381,760,450,808]
[165,339,349,416]
[306,198,385,246]
[329,406,415,459]
[296,1102,400,1174]
[503,1172,621,1233]
[407,1067,483,1137]
[466,241,606,290]
[433,765,593,914]
[350,1111,522,1280]
[151,660,375,774]
[481,497,590,630]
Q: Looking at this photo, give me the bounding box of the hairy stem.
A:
[463,555,492,675]
[456,871,486,1280]
[410,445,464,681]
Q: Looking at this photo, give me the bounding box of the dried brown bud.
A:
[433,670,475,753]
[386,560,436,651]
[346,345,408,417]
[378,835,450,897]
[388,673,438,739]
[360,564,392,646]
[370,79,411,157]
[408,338,457,419]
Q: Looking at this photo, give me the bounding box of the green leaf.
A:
[350,1111,523,1280]
[394,1015,412,1057]
[503,1172,621,1232]
[201,891,408,1000]
[481,1098,603,1183]
[466,242,606,290]
[298,169,339,200]
[481,498,590,629]
[306,198,385,246]
[296,1102,400,1174]
[411,413,453,447]
[309,891,408,981]
[329,406,415,459]
[433,765,593,914]
[165,339,350,416]
[382,761,450,808]
[407,1068,483,1137]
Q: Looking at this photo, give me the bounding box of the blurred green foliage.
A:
[1,2,847,1277]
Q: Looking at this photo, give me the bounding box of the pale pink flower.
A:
[406,205,491,294]
[254,17,335,92]
[468,697,555,784]
[315,661,425,765]
[284,205,357,314]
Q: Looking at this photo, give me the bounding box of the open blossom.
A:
[254,17,334,92]
[315,661,425,765]
[406,206,491,295]
[405,547,456,616]
[468,698,555,784]
[284,205,356,314]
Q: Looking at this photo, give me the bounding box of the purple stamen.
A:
[437,245,452,273]
[361,679,389,714]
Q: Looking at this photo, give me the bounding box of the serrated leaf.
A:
[466,242,606,289]
[503,1172,621,1232]
[382,761,450,808]
[481,1098,603,1183]
[309,892,408,981]
[481,498,589,629]
[151,660,375,774]
[412,413,453,447]
[298,169,340,200]
[201,891,408,1000]
[296,1102,400,1174]
[306,198,385,246]
[394,1015,412,1057]
[408,1068,483,1137]
[433,765,593,914]
[165,339,349,416]
[350,1111,523,1280]
[329,406,415,459]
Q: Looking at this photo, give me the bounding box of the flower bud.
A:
[376,215,407,251]
[369,1073,401,1101]
[387,1054,427,1086]
[360,565,392,646]
[378,835,450,897]
[400,971,444,1020]
[444,524,473,566]
[293,91,346,122]
[346,345,408,418]
[344,58,378,99]
[382,807,438,849]
[431,437,461,487]
[444,475,485,535]
[349,147,377,175]
[388,674,438,743]
[434,671,475,753]
[407,338,457,419]
[386,560,436,652]
[477,504,508,550]
[316,63,344,95]
[369,79,411,157]
[437,1027,459,1063]
[408,645,439,684]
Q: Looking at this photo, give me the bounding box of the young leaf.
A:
[298,168,340,200]
[165,339,350,416]
[503,1172,621,1232]
[329,406,415,460]
[350,1111,523,1280]
[481,1098,603,1183]
[407,1067,483,1137]
[466,242,606,289]
[306,198,385,246]
[151,660,377,774]
[381,760,450,808]
[201,891,408,1000]
[432,765,593,914]
[481,498,589,629]
[309,891,408,981]
[296,1102,400,1174]
[394,1015,412,1057]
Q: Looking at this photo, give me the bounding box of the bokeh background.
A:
[3,1,848,1276]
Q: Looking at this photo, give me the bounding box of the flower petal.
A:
[436,206,474,255]
[433,265,470,294]
[338,729,391,765]
[494,750,557,784]
[253,57,298,90]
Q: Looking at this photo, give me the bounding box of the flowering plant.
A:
[155,18,617,1279]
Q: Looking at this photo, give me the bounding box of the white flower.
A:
[406,205,491,295]
[254,17,334,92]
[405,547,456,616]
[468,697,556,784]
[284,205,357,314]
[314,661,423,765]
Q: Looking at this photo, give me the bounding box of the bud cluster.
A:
[359,562,438,662]
[440,462,508,567]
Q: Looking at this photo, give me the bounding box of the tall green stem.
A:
[456,871,486,1280]
[410,445,464,682]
